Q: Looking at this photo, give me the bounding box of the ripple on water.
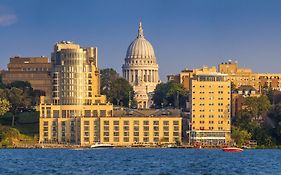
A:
[0,149,281,175]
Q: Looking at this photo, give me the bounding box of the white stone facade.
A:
[122,22,159,108]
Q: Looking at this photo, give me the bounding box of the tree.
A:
[0,88,32,126]
[153,81,188,109]
[100,68,134,107]
[0,75,5,89]
[244,96,271,120]
[0,99,10,116]
[231,127,251,146]
[266,87,274,104]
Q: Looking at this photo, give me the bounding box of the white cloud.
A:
[0,5,17,27]
[0,14,17,26]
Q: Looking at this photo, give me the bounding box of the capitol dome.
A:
[126,22,156,59]
[122,22,159,109]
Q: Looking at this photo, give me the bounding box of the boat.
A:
[222,147,243,152]
[90,143,114,148]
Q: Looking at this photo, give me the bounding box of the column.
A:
[132,69,135,83]
[152,70,154,82]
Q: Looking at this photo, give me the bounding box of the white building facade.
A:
[122,22,159,108]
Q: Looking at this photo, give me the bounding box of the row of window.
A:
[102,136,177,143]
[192,109,230,112]
[21,67,49,71]
[195,103,229,106]
[103,120,179,126]
[41,109,110,118]
[194,114,226,118]
[103,125,179,132]
[194,97,229,100]
[195,85,229,88]
[195,91,230,94]
[193,126,225,130]
[194,120,229,124]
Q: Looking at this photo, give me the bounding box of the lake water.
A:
[0,148,280,175]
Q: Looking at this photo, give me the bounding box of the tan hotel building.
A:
[39,41,181,146]
[189,73,231,145]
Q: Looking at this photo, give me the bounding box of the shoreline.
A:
[1,144,273,149]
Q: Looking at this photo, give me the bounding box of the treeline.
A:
[0,78,41,126]
[232,90,281,147]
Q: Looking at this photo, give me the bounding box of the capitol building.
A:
[122,22,159,109]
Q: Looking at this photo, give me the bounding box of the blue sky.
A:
[1,0,281,80]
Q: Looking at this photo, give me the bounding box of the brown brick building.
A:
[2,56,52,100]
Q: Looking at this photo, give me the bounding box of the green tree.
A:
[268,103,281,144]
[266,87,274,104]
[153,81,188,108]
[0,75,5,89]
[231,127,251,146]
[100,68,134,107]
[0,88,32,126]
[244,96,271,120]
[252,125,273,146]
[0,98,10,116]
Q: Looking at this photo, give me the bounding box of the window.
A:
[93,110,98,117]
[143,126,149,131]
[143,121,149,125]
[124,132,129,136]
[153,137,159,142]
[84,110,91,117]
[163,126,169,131]
[100,110,106,116]
[53,110,59,118]
[114,126,119,131]
[103,137,109,142]
[174,126,179,131]
[103,132,109,136]
[144,132,149,136]
[124,126,129,131]
[46,107,51,118]
[134,137,139,142]
[124,137,129,142]
[143,137,149,142]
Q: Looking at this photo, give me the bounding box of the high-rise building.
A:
[2,56,52,100]
[39,41,113,145]
[122,22,159,109]
[189,73,231,145]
